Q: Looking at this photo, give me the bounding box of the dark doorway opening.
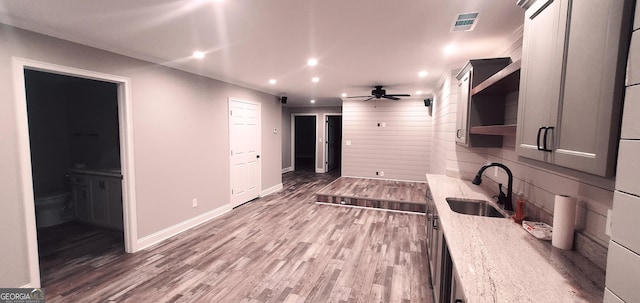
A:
[326,115,342,174]
[24,69,124,286]
[294,115,316,171]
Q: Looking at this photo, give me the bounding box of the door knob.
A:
[256,155,260,158]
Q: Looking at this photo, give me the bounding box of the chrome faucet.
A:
[471,163,514,211]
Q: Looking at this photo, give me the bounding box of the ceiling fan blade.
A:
[384,96,401,101]
[363,97,375,101]
[346,95,373,98]
[384,94,411,97]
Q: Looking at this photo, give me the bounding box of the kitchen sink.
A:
[445,197,506,218]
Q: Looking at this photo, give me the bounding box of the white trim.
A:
[281,167,294,174]
[228,98,262,208]
[315,202,426,215]
[290,113,318,172]
[322,113,342,173]
[11,57,138,288]
[20,283,36,288]
[136,204,232,251]
[315,168,326,173]
[260,183,283,197]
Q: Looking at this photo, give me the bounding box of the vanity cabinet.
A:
[455,58,515,147]
[70,171,123,230]
[516,0,632,176]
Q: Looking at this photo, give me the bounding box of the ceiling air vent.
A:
[451,12,479,32]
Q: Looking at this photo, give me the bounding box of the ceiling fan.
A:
[347,85,411,101]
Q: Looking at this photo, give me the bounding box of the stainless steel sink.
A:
[445,197,506,218]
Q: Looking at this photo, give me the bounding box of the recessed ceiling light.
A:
[416,90,423,95]
[269,79,277,84]
[307,58,318,66]
[310,99,316,103]
[193,51,205,59]
[418,71,428,78]
[444,44,456,55]
[341,93,347,97]
[312,77,319,83]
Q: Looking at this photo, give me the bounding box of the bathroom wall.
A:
[24,71,73,195]
[25,70,120,196]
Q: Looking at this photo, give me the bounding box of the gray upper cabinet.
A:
[516,0,632,176]
[456,58,512,147]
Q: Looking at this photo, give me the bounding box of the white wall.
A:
[0,24,282,286]
[342,99,432,181]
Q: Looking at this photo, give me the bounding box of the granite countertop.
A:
[426,174,604,303]
[69,168,122,178]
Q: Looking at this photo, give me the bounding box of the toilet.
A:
[35,192,73,228]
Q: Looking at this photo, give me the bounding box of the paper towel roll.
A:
[552,195,577,250]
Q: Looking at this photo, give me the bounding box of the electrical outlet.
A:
[192,198,198,208]
[380,171,384,176]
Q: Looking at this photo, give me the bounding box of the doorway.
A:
[25,69,125,286]
[292,115,317,172]
[13,58,137,287]
[325,114,342,173]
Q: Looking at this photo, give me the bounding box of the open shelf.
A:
[469,124,517,136]
[472,60,521,96]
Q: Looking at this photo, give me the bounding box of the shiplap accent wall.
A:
[431,69,488,179]
[431,40,613,267]
[342,99,431,181]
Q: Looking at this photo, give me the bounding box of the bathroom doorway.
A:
[292,115,317,172]
[13,58,138,288]
[24,69,125,286]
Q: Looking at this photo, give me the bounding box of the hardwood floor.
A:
[316,177,428,213]
[40,171,431,303]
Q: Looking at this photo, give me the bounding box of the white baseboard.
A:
[282,167,293,174]
[260,183,283,197]
[316,168,325,173]
[136,203,232,251]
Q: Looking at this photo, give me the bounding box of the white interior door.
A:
[229,99,260,207]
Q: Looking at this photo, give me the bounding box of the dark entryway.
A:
[294,115,316,171]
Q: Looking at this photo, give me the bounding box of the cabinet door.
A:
[450,266,466,303]
[456,70,471,146]
[553,0,627,176]
[516,0,568,161]
[90,177,110,226]
[106,178,124,230]
[72,186,90,223]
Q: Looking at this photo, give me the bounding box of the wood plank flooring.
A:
[40,171,431,303]
[316,177,428,213]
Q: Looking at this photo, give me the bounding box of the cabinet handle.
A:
[432,216,439,230]
[536,127,546,150]
[455,300,464,303]
[456,129,461,138]
[542,127,554,152]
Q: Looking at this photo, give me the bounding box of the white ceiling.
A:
[0,0,524,107]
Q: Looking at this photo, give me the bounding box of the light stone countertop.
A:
[426,174,604,303]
